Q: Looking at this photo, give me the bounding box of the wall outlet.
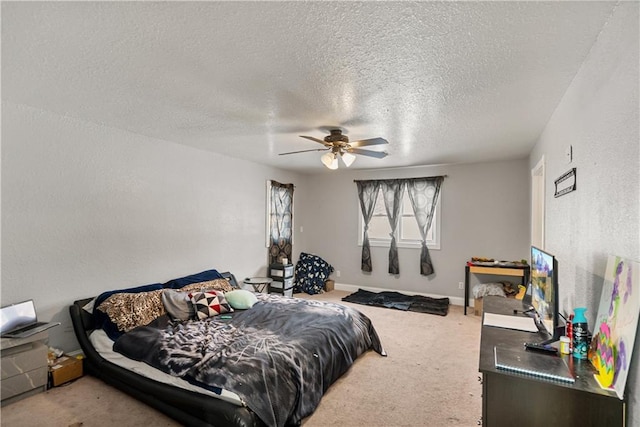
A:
[458,282,464,290]
[336,270,341,277]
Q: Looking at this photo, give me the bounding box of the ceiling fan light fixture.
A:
[321,152,338,170]
[285,129,389,169]
[340,151,356,167]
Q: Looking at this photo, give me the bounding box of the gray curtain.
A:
[356,180,380,272]
[269,181,294,265]
[380,180,404,274]
[406,177,443,275]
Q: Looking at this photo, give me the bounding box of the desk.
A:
[243,277,272,293]
[465,263,530,315]
[479,296,625,427]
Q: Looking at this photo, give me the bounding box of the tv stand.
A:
[479,296,625,427]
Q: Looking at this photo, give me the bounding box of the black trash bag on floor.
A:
[294,252,334,295]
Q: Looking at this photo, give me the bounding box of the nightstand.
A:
[1,331,49,405]
[243,277,272,293]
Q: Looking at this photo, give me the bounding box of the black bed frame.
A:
[68,273,266,427]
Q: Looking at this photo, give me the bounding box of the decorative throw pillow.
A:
[189,291,233,319]
[96,289,165,333]
[179,279,234,293]
[161,289,194,321]
[93,283,164,340]
[225,289,258,310]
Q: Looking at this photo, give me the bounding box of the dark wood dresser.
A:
[479,296,625,427]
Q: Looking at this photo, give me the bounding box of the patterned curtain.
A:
[380,180,404,274]
[406,177,443,275]
[356,180,381,272]
[269,181,294,265]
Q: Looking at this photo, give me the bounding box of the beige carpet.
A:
[1,290,482,426]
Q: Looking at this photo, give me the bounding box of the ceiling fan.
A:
[279,129,388,169]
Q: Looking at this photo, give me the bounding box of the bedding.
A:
[113,293,385,427]
[89,328,244,405]
[70,269,384,427]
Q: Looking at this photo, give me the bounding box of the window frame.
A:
[357,189,441,250]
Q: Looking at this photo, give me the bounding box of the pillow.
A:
[179,278,234,293]
[93,283,164,340]
[225,289,258,310]
[189,291,233,319]
[96,289,165,335]
[164,269,224,289]
[161,289,194,321]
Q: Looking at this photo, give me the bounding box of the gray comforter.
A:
[113,294,385,427]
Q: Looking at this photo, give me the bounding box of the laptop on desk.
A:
[0,300,60,339]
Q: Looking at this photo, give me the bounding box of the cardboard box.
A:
[324,279,335,292]
[474,297,483,316]
[49,355,83,387]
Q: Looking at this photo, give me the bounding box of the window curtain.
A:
[380,180,404,274]
[356,180,381,272]
[269,181,294,265]
[406,176,443,275]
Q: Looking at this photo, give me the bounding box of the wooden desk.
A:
[479,296,625,427]
[464,263,530,315]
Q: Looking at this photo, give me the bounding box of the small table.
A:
[243,277,272,293]
[464,262,530,315]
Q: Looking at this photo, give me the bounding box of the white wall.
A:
[1,102,304,352]
[1,100,531,354]
[297,159,530,302]
[529,1,639,422]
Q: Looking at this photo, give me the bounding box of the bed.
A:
[69,269,385,427]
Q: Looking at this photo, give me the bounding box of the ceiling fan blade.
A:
[348,148,388,159]
[349,137,388,147]
[279,148,328,156]
[299,135,329,146]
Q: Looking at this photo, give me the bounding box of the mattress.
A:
[89,328,244,406]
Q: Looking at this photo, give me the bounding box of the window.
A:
[358,188,441,250]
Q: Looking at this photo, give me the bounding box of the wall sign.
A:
[554,167,576,198]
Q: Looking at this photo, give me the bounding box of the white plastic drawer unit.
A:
[270,278,294,290]
[269,263,294,278]
[269,279,294,297]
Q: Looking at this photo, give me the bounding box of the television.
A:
[528,246,562,344]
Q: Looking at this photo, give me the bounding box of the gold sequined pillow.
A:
[96,289,165,333]
[179,278,234,293]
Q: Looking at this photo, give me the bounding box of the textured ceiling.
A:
[2,1,617,172]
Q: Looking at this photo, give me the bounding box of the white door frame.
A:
[531,156,545,248]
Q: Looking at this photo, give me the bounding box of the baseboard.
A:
[333,282,466,307]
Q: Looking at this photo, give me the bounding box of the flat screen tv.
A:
[529,246,561,344]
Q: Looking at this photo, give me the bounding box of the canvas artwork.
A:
[592,255,640,399]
